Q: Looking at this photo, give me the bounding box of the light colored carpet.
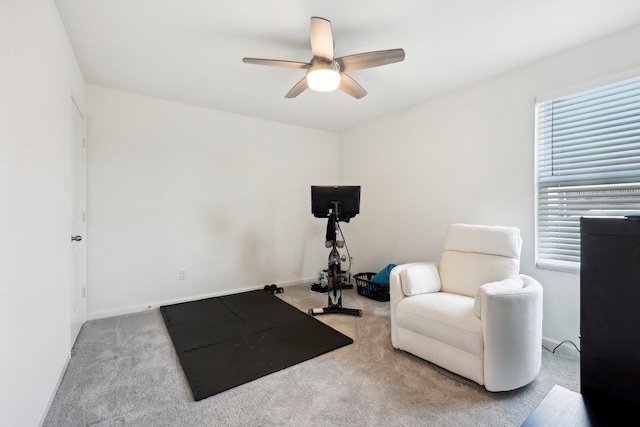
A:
[43,283,579,426]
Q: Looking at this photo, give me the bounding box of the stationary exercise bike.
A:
[308,186,362,317]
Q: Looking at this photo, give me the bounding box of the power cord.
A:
[543,339,580,354]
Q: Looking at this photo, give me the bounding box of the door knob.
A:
[71,235,82,242]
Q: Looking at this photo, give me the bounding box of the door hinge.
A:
[82,287,86,298]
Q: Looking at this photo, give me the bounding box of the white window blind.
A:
[535,75,640,270]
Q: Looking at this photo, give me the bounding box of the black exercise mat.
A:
[160,290,353,400]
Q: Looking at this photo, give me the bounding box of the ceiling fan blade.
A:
[285,77,309,98]
[242,58,309,69]
[339,73,367,99]
[310,17,334,61]
[336,48,405,72]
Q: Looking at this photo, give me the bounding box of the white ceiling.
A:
[55,0,640,133]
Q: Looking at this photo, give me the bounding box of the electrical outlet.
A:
[178,269,187,280]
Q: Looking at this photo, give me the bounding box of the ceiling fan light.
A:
[306,59,341,92]
[307,69,341,92]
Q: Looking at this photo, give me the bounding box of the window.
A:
[535,75,640,271]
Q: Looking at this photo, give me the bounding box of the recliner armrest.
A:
[390,262,440,297]
[389,262,439,348]
[481,274,543,391]
[473,277,524,318]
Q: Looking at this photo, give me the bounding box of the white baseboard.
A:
[86,277,315,321]
[37,351,71,427]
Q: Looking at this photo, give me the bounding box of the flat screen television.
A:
[311,185,361,222]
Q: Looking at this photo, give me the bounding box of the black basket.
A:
[354,272,390,302]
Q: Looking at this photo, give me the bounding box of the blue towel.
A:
[369,263,397,285]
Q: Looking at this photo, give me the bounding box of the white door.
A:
[69,97,86,347]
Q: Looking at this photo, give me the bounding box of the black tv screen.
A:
[311,186,361,222]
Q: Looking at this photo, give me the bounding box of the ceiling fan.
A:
[242,17,405,99]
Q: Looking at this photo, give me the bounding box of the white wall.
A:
[86,85,339,318]
[3,5,636,423]
[340,24,640,353]
[0,1,85,426]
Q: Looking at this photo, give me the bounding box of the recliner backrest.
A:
[439,223,522,297]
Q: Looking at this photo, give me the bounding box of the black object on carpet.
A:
[160,289,354,401]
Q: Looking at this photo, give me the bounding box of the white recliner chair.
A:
[389,223,543,392]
